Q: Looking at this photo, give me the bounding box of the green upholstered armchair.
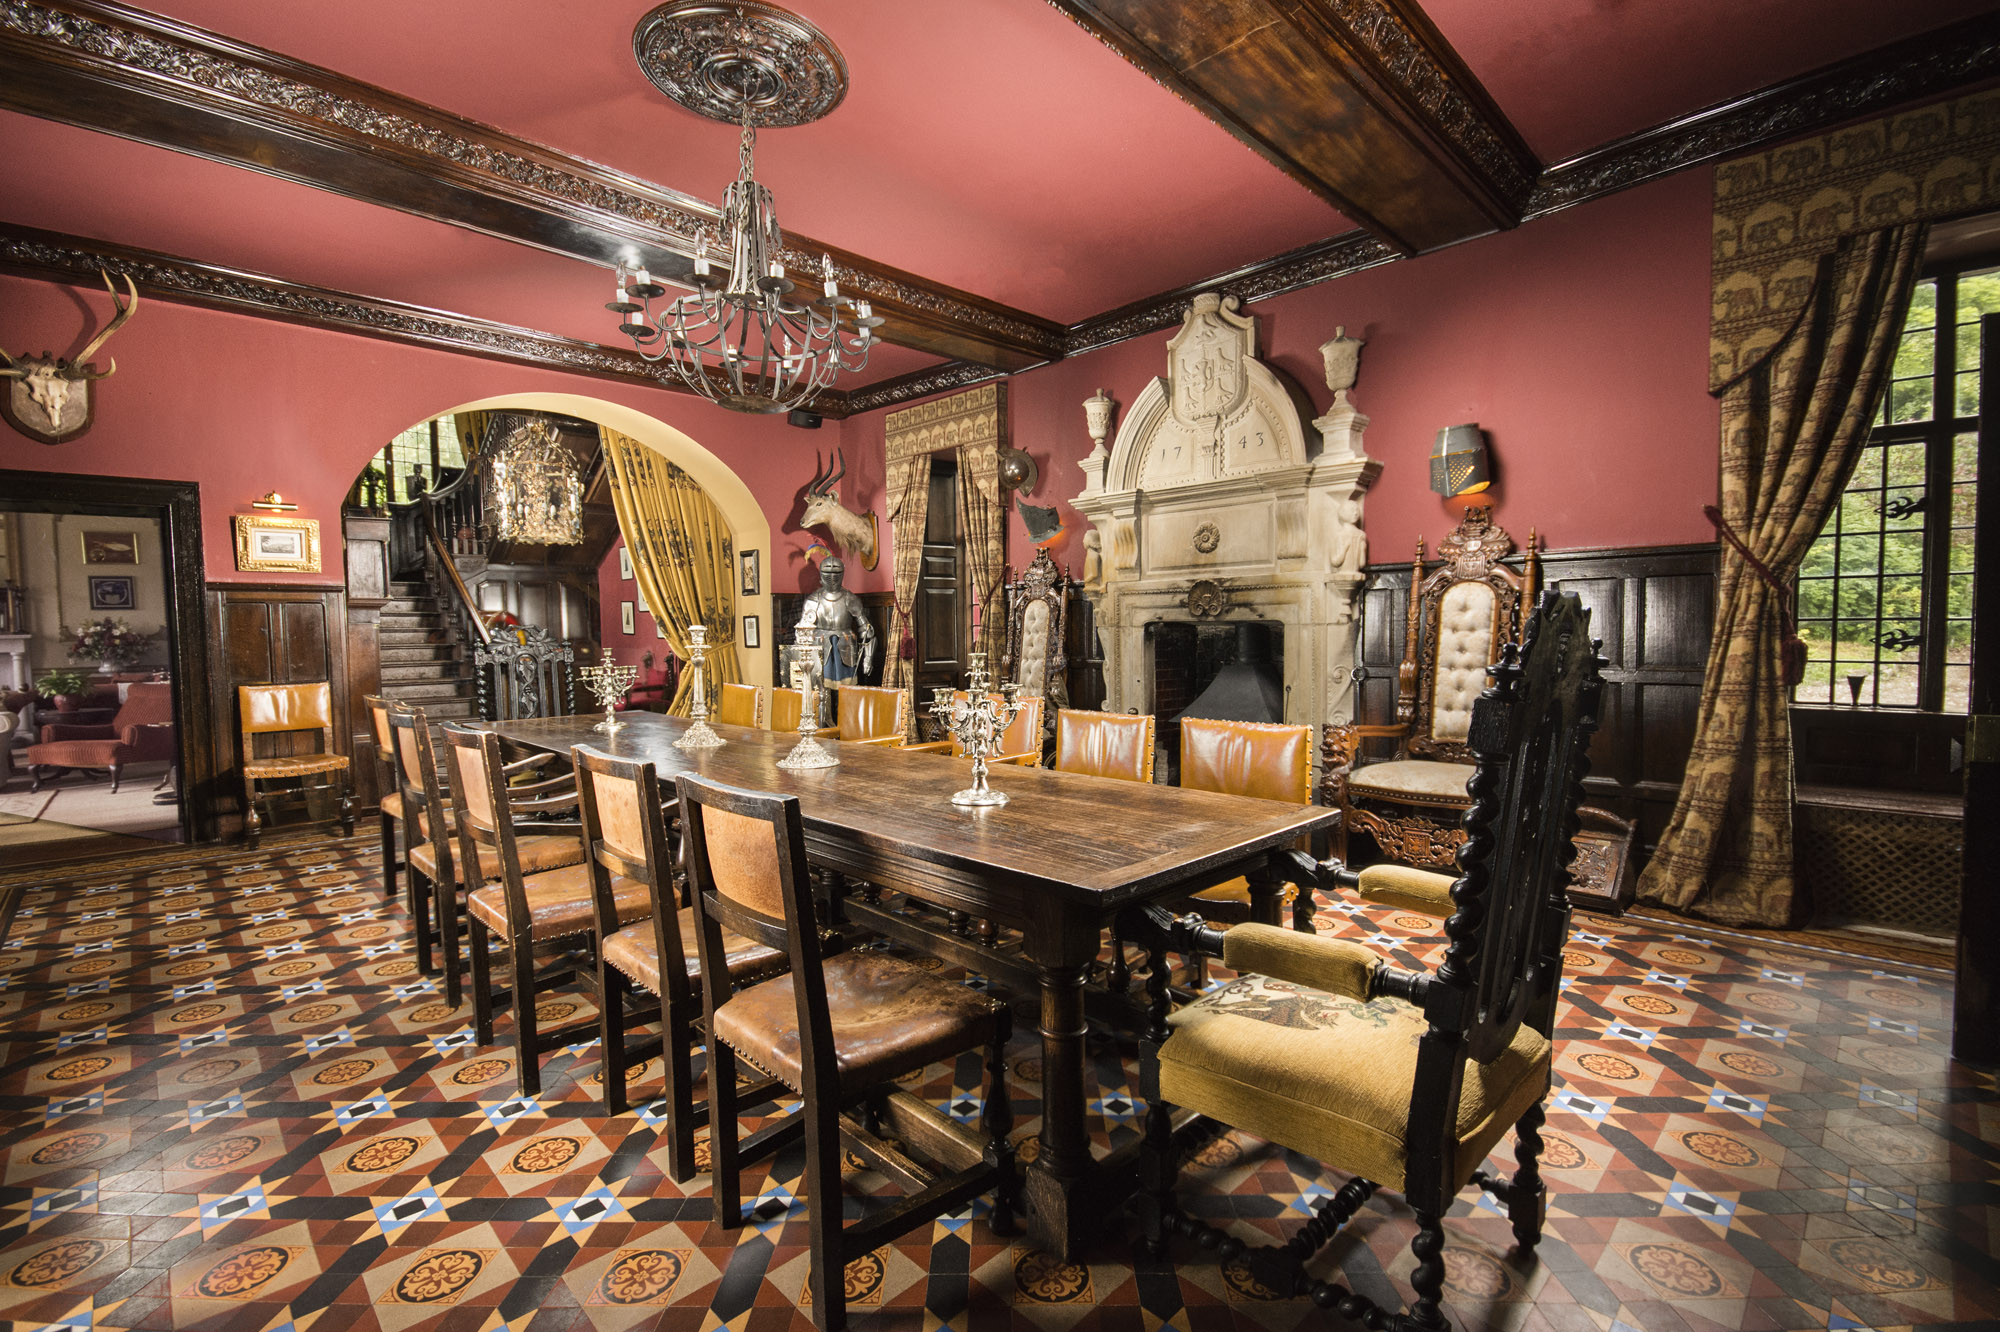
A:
[1120,590,1604,1332]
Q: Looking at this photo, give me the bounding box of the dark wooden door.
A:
[1952,314,1999,1064]
[915,456,966,697]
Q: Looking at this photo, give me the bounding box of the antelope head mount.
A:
[799,448,879,571]
[2,270,139,445]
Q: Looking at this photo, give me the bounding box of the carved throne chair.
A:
[1324,509,1538,871]
[999,548,1068,741]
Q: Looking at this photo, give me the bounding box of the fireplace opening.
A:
[1150,620,1285,783]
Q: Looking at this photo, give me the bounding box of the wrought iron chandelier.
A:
[612,2,881,414]
[485,417,584,545]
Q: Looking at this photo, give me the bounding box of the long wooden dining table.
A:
[481,710,1338,1257]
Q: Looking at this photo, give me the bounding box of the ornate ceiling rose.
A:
[632,1,849,128]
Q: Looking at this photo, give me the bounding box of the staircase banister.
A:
[421,500,491,648]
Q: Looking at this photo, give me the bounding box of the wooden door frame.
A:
[0,469,218,845]
[1952,316,1999,1064]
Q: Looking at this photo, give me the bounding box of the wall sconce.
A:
[1430,424,1492,512]
[251,491,299,512]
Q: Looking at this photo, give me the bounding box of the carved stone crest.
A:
[1168,292,1252,428]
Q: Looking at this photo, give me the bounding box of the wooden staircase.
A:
[375,581,478,721]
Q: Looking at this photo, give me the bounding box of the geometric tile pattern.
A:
[0,837,1996,1330]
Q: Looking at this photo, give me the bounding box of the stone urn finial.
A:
[1319,325,1365,405]
[1082,388,1115,462]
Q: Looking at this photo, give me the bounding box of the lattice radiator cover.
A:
[1797,802,1961,938]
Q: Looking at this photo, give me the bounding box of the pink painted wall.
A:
[839,169,1721,579]
[0,275,869,597]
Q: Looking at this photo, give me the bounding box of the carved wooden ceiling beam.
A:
[0,0,1066,373]
[1044,0,1539,255]
[0,222,877,417]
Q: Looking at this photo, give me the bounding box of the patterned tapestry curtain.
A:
[885,452,931,696]
[958,438,1005,654]
[1640,224,1927,926]
[600,428,742,715]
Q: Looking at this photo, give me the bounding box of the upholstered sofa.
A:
[26,680,176,791]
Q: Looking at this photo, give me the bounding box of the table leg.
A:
[1023,961,1090,1256]
[1247,858,1285,928]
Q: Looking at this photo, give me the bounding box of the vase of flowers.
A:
[66,618,152,675]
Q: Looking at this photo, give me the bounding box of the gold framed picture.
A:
[234,515,321,573]
[80,530,139,565]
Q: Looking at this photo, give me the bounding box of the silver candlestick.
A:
[579,663,639,734]
[777,631,839,770]
[675,624,725,750]
[930,653,1024,807]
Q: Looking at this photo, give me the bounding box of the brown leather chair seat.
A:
[601,910,785,995]
[408,831,583,885]
[714,949,1007,1091]
[465,862,651,940]
[379,790,404,822]
[243,752,350,779]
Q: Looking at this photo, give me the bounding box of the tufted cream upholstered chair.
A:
[998,548,1068,741]
[1323,509,1538,871]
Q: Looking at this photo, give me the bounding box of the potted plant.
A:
[65,617,153,675]
[36,669,93,712]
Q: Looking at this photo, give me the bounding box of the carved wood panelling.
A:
[205,584,349,834]
[1358,543,1718,863]
[342,515,389,808]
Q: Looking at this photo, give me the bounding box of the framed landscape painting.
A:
[81,530,139,565]
[234,516,322,573]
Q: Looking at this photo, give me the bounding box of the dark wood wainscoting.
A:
[1357,543,1719,864]
[204,583,350,837]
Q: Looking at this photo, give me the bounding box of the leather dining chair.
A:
[834,683,909,745]
[769,687,804,732]
[572,743,786,1175]
[1179,717,1322,931]
[898,693,1045,765]
[442,724,652,1096]
[1052,707,1156,783]
[236,682,353,847]
[362,694,405,901]
[681,771,1017,1332]
[714,682,763,728]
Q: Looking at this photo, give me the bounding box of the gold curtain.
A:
[885,451,931,695]
[957,437,1005,654]
[1640,224,1926,926]
[600,427,743,714]
[453,411,492,459]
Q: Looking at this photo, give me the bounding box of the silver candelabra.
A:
[675,624,725,750]
[777,626,838,769]
[579,662,639,733]
[929,653,1024,807]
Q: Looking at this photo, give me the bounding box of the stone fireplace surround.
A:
[1070,293,1379,755]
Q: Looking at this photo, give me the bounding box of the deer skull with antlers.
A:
[2,270,139,445]
[799,448,878,571]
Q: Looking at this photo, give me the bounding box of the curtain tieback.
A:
[1703,505,1807,687]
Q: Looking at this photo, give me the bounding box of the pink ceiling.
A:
[137,0,1350,324]
[0,112,944,385]
[1423,0,1997,163]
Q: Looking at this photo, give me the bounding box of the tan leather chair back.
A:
[716,682,763,729]
[836,685,907,741]
[1179,718,1311,804]
[365,694,396,751]
[240,682,333,734]
[1053,708,1155,783]
[579,763,649,866]
[770,687,803,732]
[447,733,499,831]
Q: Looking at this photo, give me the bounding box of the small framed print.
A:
[233,515,322,573]
[742,615,760,649]
[635,587,650,618]
[88,575,135,610]
[618,545,633,580]
[620,601,635,635]
[81,530,139,565]
[739,549,760,597]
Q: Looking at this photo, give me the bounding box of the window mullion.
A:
[1919,276,1959,710]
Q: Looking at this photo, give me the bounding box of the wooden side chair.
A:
[769,686,804,732]
[392,710,582,1007]
[237,682,353,848]
[897,693,1045,765]
[714,682,764,728]
[442,724,651,1096]
[1178,717,1322,931]
[1052,707,1155,782]
[1123,590,1604,1331]
[572,743,787,1175]
[681,773,1018,1332]
[833,683,909,745]
[362,694,405,901]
